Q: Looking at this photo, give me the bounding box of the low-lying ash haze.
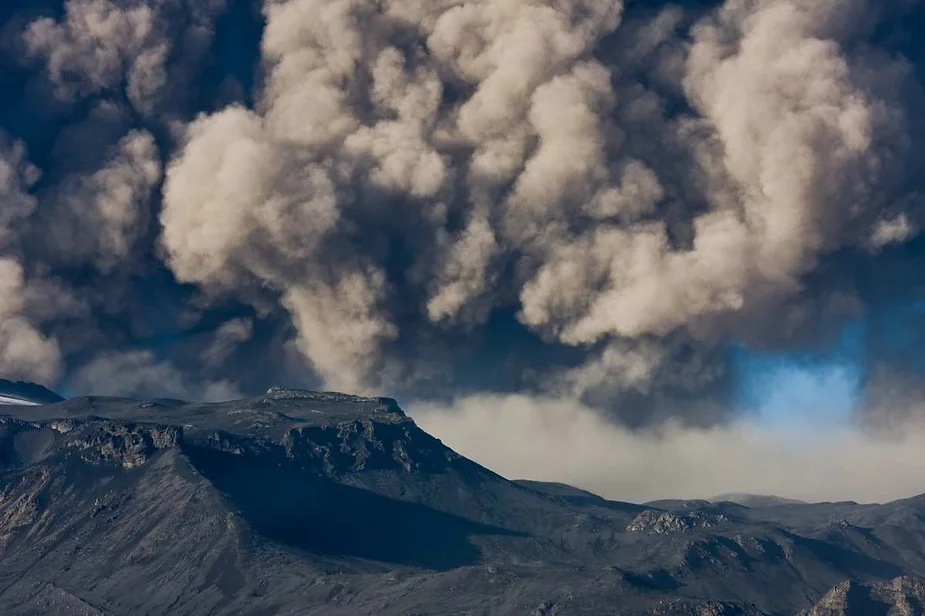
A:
[2,0,925,501]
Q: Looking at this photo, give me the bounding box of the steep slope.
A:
[0,390,659,614]
[0,389,922,614]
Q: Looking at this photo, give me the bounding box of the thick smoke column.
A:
[162,0,921,400]
[162,0,626,391]
[0,0,923,423]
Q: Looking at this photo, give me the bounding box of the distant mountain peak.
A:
[0,379,64,406]
[709,493,807,507]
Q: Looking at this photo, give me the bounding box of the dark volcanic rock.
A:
[801,576,925,615]
[0,390,923,615]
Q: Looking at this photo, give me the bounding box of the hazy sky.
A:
[411,394,925,504]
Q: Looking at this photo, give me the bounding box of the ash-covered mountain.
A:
[0,379,65,406]
[0,388,924,615]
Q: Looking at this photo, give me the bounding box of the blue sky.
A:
[731,322,866,429]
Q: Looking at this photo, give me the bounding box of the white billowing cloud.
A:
[584,160,665,223]
[412,394,925,504]
[685,0,905,273]
[520,213,752,342]
[505,61,618,226]
[4,0,239,393]
[23,0,228,115]
[160,105,391,390]
[0,259,63,384]
[70,350,240,401]
[0,0,918,421]
[50,129,161,271]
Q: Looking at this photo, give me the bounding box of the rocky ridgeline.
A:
[649,599,763,615]
[260,387,406,417]
[280,418,460,474]
[0,392,458,477]
[199,414,461,475]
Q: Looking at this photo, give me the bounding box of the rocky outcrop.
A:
[649,599,763,615]
[801,576,925,615]
[627,510,731,534]
[185,414,460,477]
[63,421,181,468]
[0,418,181,470]
[279,417,460,474]
[0,391,442,476]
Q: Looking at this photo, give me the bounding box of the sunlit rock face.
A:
[625,510,732,535]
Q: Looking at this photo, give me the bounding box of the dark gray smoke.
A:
[1,0,924,427]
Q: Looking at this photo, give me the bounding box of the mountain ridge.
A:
[0,388,923,614]
[0,379,65,406]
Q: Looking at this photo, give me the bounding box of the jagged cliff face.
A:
[0,419,182,469]
[1,390,925,615]
[0,390,463,477]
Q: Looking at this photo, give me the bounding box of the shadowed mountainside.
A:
[0,388,923,614]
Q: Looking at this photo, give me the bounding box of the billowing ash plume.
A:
[47,127,161,271]
[161,0,921,395]
[161,0,627,391]
[0,257,62,382]
[0,0,924,422]
[22,0,229,116]
[0,0,235,399]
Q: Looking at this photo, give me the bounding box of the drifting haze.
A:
[413,395,925,503]
[1,0,925,456]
